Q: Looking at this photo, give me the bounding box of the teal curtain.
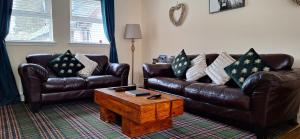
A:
[101,0,119,63]
[0,0,20,106]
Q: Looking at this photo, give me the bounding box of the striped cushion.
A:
[75,53,98,78]
[205,52,236,85]
[186,54,207,81]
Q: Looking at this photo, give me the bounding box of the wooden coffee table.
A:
[94,88,184,137]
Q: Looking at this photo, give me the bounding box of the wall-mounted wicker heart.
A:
[169,3,186,26]
[294,0,300,5]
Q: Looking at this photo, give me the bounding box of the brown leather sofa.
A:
[19,54,129,112]
[143,54,300,137]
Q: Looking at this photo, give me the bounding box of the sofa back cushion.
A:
[26,54,109,77]
[85,55,109,75]
[187,54,294,86]
[188,54,294,71]
[26,54,60,77]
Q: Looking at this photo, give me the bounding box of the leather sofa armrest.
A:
[143,64,175,78]
[105,63,130,86]
[242,69,300,127]
[18,63,49,112]
[18,63,49,82]
[242,69,300,95]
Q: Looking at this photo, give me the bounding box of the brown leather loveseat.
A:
[19,54,129,112]
[143,54,300,137]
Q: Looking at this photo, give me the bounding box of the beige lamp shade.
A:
[124,24,142,39]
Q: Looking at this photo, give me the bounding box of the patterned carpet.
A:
[0,101,292,139]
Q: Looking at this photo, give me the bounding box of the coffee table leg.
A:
[122,117,172,137]
[100,107,116,123]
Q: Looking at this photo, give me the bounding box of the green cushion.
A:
[49,50,85,77]
[171,49,191,78]
[224,48,271,88]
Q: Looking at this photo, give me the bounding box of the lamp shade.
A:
[124,24,142,39]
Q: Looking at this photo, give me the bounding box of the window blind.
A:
[6,0,53,41]
[70,0,108,44]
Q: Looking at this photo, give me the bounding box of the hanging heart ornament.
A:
[295,0,300,5]
[169,3,186,26]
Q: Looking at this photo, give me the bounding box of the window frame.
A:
[69,0,109,45]
[6,40,56,46]
[6,0,54,43]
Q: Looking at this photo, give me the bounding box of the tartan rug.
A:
[0,101,291,139]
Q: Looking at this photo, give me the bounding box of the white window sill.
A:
[6,41,57,46]
[69,42,110,47]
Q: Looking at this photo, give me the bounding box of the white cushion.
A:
[75,53,98,78]
[186,54,207,81]
[205,52,236,85]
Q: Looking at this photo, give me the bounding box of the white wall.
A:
[141,0,300,68]
[7,0,143,100]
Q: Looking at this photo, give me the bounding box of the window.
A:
[70,0,108,44]
[6,0,53,42]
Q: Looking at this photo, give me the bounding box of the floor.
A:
[279,116,300,139]
[280,125,300,139]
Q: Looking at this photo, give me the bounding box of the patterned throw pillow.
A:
[75,53,98,78]
[171,49,191,78]
[49,50,85,77]
[186,54,207,81]
[224,48,271,88]
[205,52,236,85]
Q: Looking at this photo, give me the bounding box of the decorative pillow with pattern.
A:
[205,52,236,85]
[224,48,271,88]
[171,49,191,78]
[186,54,207,81]
[49,50,85,77]
[75,53,98,78]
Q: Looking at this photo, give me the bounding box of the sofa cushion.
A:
[86,75,121,89]
[43,77,86,93]
[186,54,207,81]
[184,83,250,110]
[171,49,191,78]
[48,50,85,77]
[224,48,271,88]
[147,77,195,96]
[75,53,98,78]
[205,52,236,85]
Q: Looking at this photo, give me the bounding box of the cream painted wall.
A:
[141,0,300,68]
[6,0,143,100]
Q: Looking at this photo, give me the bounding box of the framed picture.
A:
[209,0,245,14]
[168,56,175,63]
[158,55,168,63]
[153,55,176,64]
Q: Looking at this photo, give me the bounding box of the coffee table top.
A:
[95,88,183,110]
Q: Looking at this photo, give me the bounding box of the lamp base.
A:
[131,39,135,85]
